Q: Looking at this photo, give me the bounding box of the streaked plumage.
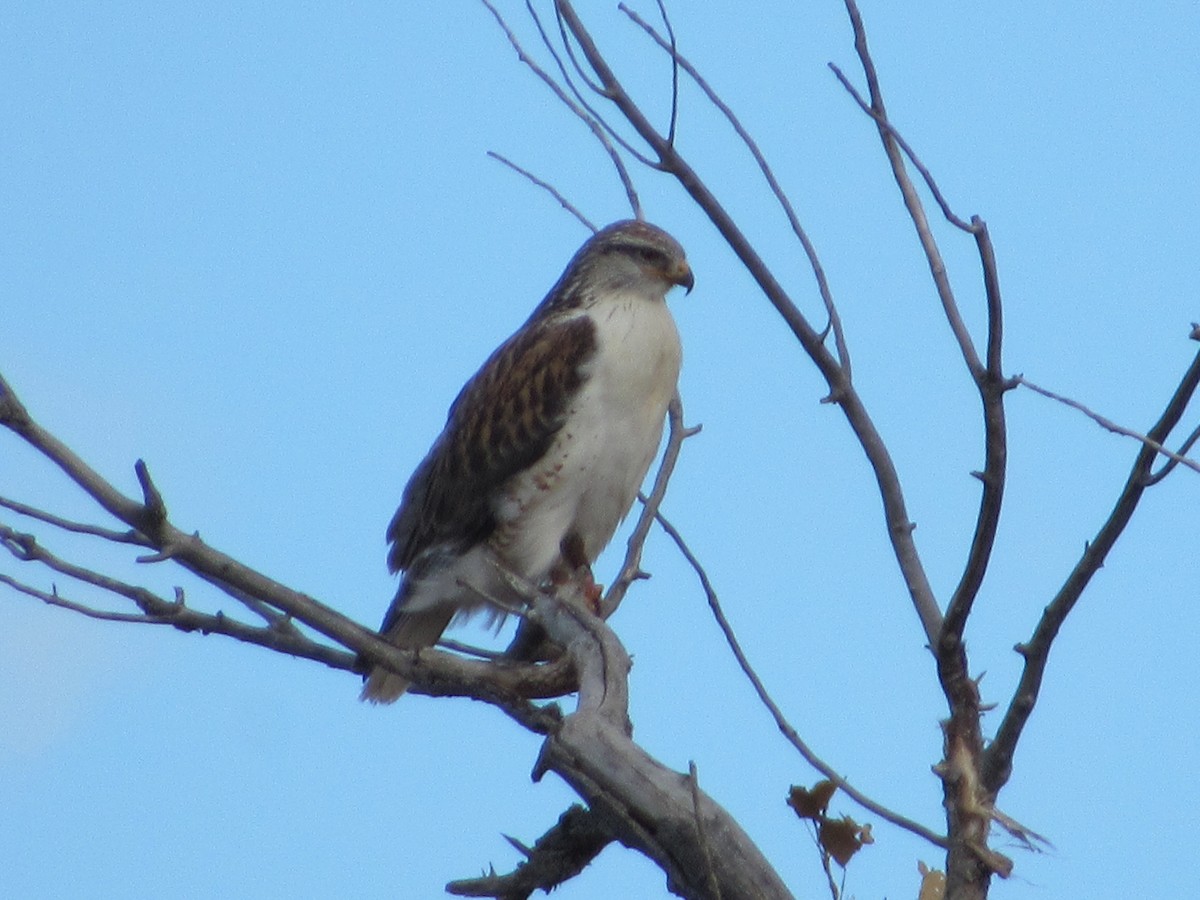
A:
[362,220,692,703]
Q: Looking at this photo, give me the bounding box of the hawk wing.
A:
[386,314,597,577]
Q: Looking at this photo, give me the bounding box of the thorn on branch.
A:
[136,548,175,564]
[503,833,535,858]
[447,805,613,899]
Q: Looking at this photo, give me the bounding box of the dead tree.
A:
[4,3,1198,899]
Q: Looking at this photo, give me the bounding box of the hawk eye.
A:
[635,247,662,264]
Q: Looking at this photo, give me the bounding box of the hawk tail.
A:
[359,606,456,704]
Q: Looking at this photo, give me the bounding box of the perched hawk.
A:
[361,220,693,703]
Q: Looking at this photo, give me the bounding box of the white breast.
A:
[498,289,682,581]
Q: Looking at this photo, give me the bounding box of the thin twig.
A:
[1017,375,1200,476]
[653,507,948,849]
[530,0,660,173]
[602,391,698,616]
[652,0,680,147]
[827,64,972,234]
[0,527,359,672]
[1147,421,1200,485]
[479,0,643,218]
[0,495,149,545]
[0,573,174,625]
[487,151,596,232]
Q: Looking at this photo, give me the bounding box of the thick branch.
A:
[0,525,357,671]
[518,575,793,899]
[0,372,576,722]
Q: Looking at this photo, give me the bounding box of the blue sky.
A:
[3,2,1199,898]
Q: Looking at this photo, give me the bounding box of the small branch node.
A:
[136,547,175,564]
[134,459,167,528]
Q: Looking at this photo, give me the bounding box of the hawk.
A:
[361,220,693,703]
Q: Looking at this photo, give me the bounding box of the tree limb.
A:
[983,344,1200,794]
[602,391,698,617]
[446,805,613,899]
[651,506,949,850]
[551,0,944,649]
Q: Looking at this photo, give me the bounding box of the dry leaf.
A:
[787,779,838,820]
[917,861,946,900]
[819,815,864,867]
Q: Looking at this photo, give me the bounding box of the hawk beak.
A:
[670,261,695,295]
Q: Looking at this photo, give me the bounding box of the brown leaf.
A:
[819,815,864,867]
[917,861,946,900]
[787,779,838,820]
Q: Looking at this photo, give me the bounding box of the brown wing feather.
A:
[386,315,596,574]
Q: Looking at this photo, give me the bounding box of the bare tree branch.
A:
[446,805,613,899]
[0,372,578,721]
[651,506,949,850]
[652,0,680,148]
[0,494,149,545]
[620,2,853,379]
[832,21,1013,889]
[0,525,357,671]
[1016,375,1200,476]
[479,0,643,218]
[552,0,944,648]
[522,574,794,899]
[531,0,662,173]
[486,151,597,232]
[984,344,1200,794]
[835,0,1010,675]
[601,391,698,617]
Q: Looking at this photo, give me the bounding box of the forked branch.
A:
[984,344,1200,793]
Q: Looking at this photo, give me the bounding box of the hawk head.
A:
[538,220,694,315]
